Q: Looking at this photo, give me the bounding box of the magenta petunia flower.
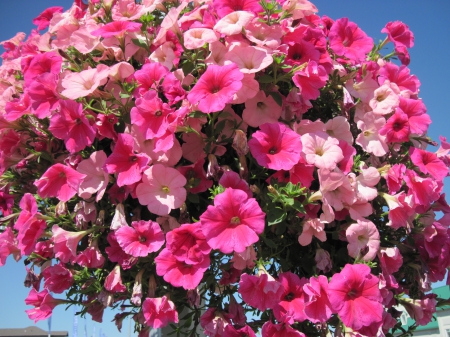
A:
[187,63,243,113]
[200,188,265,254]
[142,296,179,329]
[303,275,333,323]
[382,21,414,49]
[32,6,63,30]
[34,164,86,202]
[91,21,142,38]
[25,289,63,323]
[329,18,374,62]
[42,263,73,294]
[410,147,448,182]
[248,123,302,171]
[115,220,165,257]
[155,248,210,290]
[328,264,383,331]
[273,271,308,323]
[103,133,150,187]
[379,108,410,143]
[239,273,284,312]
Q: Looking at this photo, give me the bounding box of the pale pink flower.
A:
[52,225,91,263]
[149,43,176,70]
[242,90,281,127]
[35,164,86,202]
[298,218,326,246]
[325,116,353,145]
[111,0,146,21]
[231,73,259,104]
[248,123,302,171]
[187,63,243,113]
[136,164,187,216]
[115,220,165,257]
[108,62,135,81]
[369,83,400,115]
[352,166,380,203]
[346,219,380,261]
[214,11,254,36]
[77,151,109,202]
[142,296,179,329]
[281,0,317,20]
[183,28,219,50]
[231,246,257,270]
[301,132,343,170]
[356,111,389,156]
[61,65,109,100]
[318,168,356,212]
[245,21,283,49]
[200,188,265,254]
[205,41,228,66]
[346,73,379,104]
[224,45,273,73]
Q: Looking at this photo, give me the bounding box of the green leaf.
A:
[261,236,277,249]
[182,61,195,75]
[131,38,149,51]
[258,74,274,83]
[267,207,286,226]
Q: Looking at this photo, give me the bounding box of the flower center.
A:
[268,146,278,155]
[257,102,266,109]
[130,155,138,162]
[285,292,294,301]
[154,110,162,117]
[315,148,324,156]
[230,216,241,225]
[162,186,170,193]
[139,236,147,243]
[347,288,358,299]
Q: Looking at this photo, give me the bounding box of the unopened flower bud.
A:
[187,288,200,307]
[55,201,68,216]
[148,275,156,298]
[315,248,332,273]
[131,269,144,306]
[206,154,220,180]
[232,130,249,157]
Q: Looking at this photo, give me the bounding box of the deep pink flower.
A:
[213,0,262,18]
[52,225,90,263]
[133,63,169,96]
[404,169,440,210]
[378,63,420,95]
[402,295,436,326]
[329,18,373,62]
[261,321,305,337]
[32,6,63,30]
[130,90,174,139]
[399,97,430,135]
[292,61,328,101]
[223,325,257,337]
[303,276,333,323]
[155,248,210,290]
[187,63,243,113]
[115,220,165,257]
[386,163,406,194]
[16,216,46,255]
[104,133,150,187]
[178,159,213,194]
[328,264,383,331]
[136,164,187,216]
[219,170,252,198]
[248,123,302,171]
[379,108,410,143]
[410,147,448,181]
[200,188,265,254]
[23,51,62,86]
[273,272,308,323]
[42,263,73,294]
[27,73,60,119]
[382,21,414,49]
[34,164,86,202]
[91,21,142,38]
[105,232,138,270]
[104,265,127,293]
[166,223,211,265]
[142,296,179,328]
[25,289,63,323]
[49,100,96,154]
[239,273,284,311]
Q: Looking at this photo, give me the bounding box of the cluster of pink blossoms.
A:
[0,0,449,336]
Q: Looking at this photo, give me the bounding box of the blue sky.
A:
[0,1,449,337]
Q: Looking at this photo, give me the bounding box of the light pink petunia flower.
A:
[115,220,165,257]
[200,188,265,254]
[301,132,343,170]
[346,219,380,261]
[183,28,219,50]
[135,164,187,216]
[214,11,254,36]
[242,90,282,127]
[142,296,179,329]
[77,151,109,202]
[61,65,109,100]
[224,45,273,74]
[298,218,326,246]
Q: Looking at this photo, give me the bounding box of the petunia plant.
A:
[0,0,449,336]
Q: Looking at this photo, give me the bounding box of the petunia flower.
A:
[382,21,414,49]
[273,271,308,323]
[242,90,282,127]
[187,63,243,113]
[301,132,343,170]
[199,188,265,254]
[239,272,284,312]
[135,164,187,216]
[104,265,127,293]
[142,296,179,329]
[25,289,64,323]
[90,21,142,39]
[248,123,302,171]
[224,45,273,73]
[115,220,165,257]
[328,264,383,331]
[214,11,254,36]
[42,263,73,294]
[77,151,109,202]
[346,219,380,261]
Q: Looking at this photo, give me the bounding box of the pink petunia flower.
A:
[49,100,97,154]
[301,132,343,170]
[155,248,210,290]
[242,90,282,127]
[213,0,262,18]
[142,296,179,329]
[298,218,326,246]
[187,63,243,113]
[303,275,333,323]
[292,61,328,101]
[115,220,165,257]
[199,188,265,254]
[0,227,20,266]
[239,272,284,311]
[61,65,109,100]
[261,321,305,337]
[90,21,142,39]
[105,265,127,294]
[328,264,383,331]
[77,151,109,202]
[34,164,86,202]
[52,225,91,263]
[33,6,63,30]
[25,289,64,323]
[382,21,414,49]
[410,147,448,182]
[42,263,73,294]
[135,164,187,216]
[166,223,211,265]
[224,45,273,74]
[329,18,373,62]
[103,133,150,187]
[183,28,219,50]
[273,272,308,323]
[355,111,388,157]
[346,219,380,261]
[379,108,410,143]
[248,123,302,171]
[214,11,254,36]
[75,239,106,269]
